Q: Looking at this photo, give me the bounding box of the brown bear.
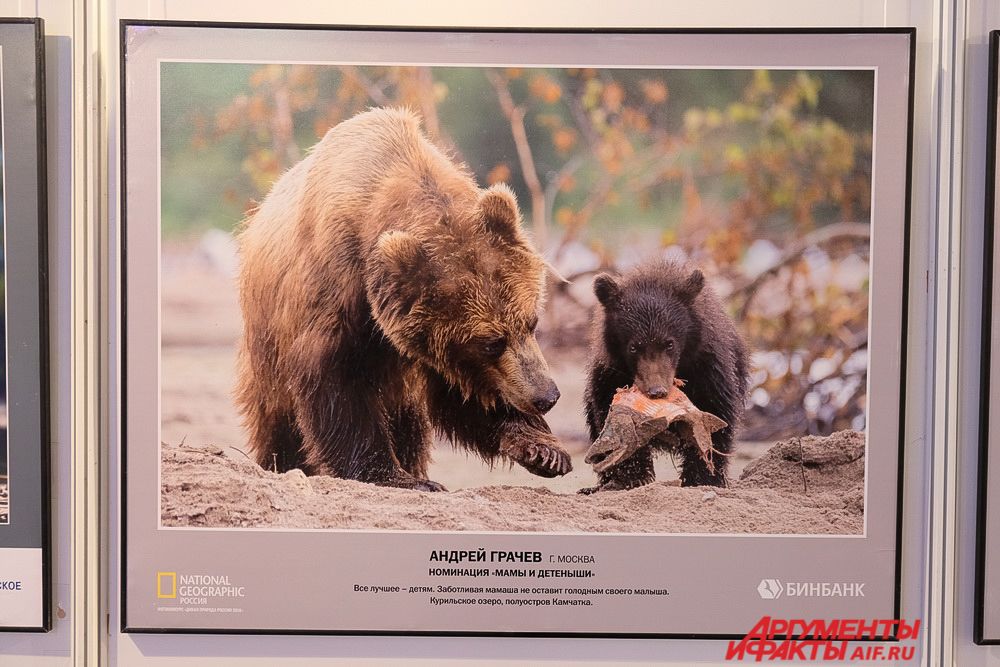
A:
[581,260,749,491]
[234,108,570,491]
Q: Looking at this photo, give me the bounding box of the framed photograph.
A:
[120,22,914,636]
[0,17,49,633]
[976,29,1000,647]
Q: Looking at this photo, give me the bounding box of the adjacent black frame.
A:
[119,20,916,638]
[974,29,1000,647]
[0,16,50,634]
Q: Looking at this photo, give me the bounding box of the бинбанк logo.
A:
[756,579,865,599]
[757,578,783,599]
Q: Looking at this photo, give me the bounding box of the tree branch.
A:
[727,221,871,318]
[414,66,442,141]
[486,70,548,249]
[339,65,391,107]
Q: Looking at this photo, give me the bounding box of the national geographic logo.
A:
[757,578,865,599]
[155,571,246,605]
[156,572,176,599]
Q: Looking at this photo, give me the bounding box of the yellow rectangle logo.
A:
[156,572,176,599]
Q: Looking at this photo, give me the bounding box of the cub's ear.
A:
[593,273,622,309]
[679,269,705,303]
[366,231,435,316]
[478,184,524,245]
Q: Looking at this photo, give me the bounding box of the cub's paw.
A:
[679,468,729,489]
[503,437,572,478]
[578,482,623,495]
[577,478,651,495]
[381,472,448,492]
[410,478,448,492]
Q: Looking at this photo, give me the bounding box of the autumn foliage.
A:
[162,63,874,439]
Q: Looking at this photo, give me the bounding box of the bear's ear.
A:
[373,231,431,275]
[678,269,705,303]
[593,273,622,309]
[367,231,435,315]
[478,184,524,245]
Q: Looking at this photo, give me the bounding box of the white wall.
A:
[103,1,947,666]
[956,2,1000,666]
[0,1,78,666]
[0,1,985,665]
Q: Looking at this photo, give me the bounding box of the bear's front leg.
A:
[678,444,728,487]
[578,447,655,494]
[678,385,733,487]
[679,455,728,487]
[428,379,571,478]
[287,330,446,492]
[497,414,572,478]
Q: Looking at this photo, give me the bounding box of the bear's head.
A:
[592,266,705,399]
[366,184,560,416]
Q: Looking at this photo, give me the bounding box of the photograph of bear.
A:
[155,61,875,534]
[234,108,570,492]
[583,261,749,492]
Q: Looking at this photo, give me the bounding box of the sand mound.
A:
[160,430,864,534]
[738,430,865,515]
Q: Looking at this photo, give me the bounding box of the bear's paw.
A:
[502,435,572,479]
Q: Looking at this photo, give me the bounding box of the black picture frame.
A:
[120,20,915,638]
[0,16,49,634]
[974,29,1000,648]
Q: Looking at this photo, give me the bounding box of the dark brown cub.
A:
[582,260,749,491]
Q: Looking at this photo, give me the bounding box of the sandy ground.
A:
[160,430,864,534]
[159,240,864,533]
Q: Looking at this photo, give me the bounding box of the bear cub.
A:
[582,260,749,491]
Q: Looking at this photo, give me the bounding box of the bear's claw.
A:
[517,442,572,478]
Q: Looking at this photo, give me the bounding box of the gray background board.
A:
[122,25,912,635]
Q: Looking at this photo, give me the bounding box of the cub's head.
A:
[593,266,705,399]
[366,184,559,415]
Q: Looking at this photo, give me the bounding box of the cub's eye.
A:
[665,340,675,351]
[482,338,507,359]
[628,343,640,355]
